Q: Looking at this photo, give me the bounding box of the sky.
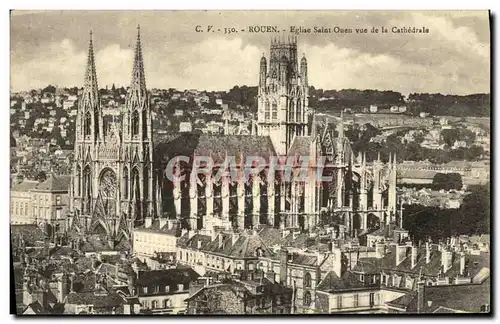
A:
[10,10,490,95]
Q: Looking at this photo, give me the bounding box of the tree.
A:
[432,173,463,191]
[36,171,47,182]
[441,128,460,147]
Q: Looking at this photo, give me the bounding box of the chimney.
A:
[57,273,69,303]
[316,251,325,266]
[417,280,425,313]
[425,242,431,264]
[218,234,223,249]
[144,216,152,228]
[395,245,407,267]
[159,217,167,229]
[459,252,466,276]
[338,225,346,240]
[375,242,385,259]
[441,248,453,273]
[279,248,289,285]
[411,246,418,269]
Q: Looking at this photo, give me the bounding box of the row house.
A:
[132,218,181,264]
[11,175,71,230]
[185,274,293,315]
[115,268,200,314]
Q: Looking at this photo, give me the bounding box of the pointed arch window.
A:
[94,113,100,137]
[296,100,302,123]
[289,100,295,122]
[84,112,92,137]
[123,167,129,199]
[131,110,140,137]
[264,100,270,120]
[142,110,148,139]
[76,166,81,196]
[304,272,312,288]
[143,167,149,200]
[303,291,312,307]
[271,101,278,121]
[131,168,140,200]
[83,166,92,213]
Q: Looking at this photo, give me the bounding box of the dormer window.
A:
[143,286,148,294]
[360,274,365,282]
[165,285,170,293]
[177,284,184,291]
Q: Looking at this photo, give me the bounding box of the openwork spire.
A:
[83,30,99,96]
[130,25,147,97]
[79,29,100,121]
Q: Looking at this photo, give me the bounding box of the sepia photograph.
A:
[9,10,491,315]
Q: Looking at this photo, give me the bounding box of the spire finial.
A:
[83,29,98,97]
[129,24,147,97]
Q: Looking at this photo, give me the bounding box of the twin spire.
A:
[83,30,99,102]
[130,25,147,97]
[82,25,147,98]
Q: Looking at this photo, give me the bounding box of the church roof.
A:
[32,175,71,192]
[154,133,276,165]
[287,136,312,157]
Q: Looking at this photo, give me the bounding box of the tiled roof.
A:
[134,219,180,236]
[287,136,312,157]
[135,268,200,287]
[316,271,373,292]
[177,233,212,250]
[202,232,235,255]
[390,278,491,313]
[185,282,248,303]
[225,231,274,258]
[352,257,381,274]
[11,180,39,192]
[202,230,275,259]
[290,253,317,267]
[257,227,284,247]
[65,291,126,308]
[32,175,71,192]
[153,133,276,165]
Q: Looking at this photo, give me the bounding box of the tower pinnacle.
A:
[130,24,147,97]
[83,30,98,96]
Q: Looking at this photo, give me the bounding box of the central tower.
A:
[256,36,310,155]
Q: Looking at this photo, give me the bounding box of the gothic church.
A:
[67,31,399,250]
